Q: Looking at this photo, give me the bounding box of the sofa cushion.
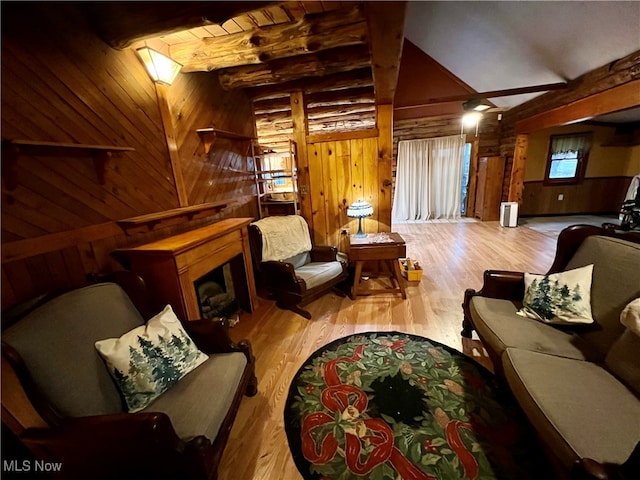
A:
[295,261,344,290]
[470,296,599,361]
[565,236,640,356]
[95,304,209,413]
[2,283,144,417]
[503,348,640,468]
[518,264,594,325]
[605,330,640,396]
[141,352,247,442]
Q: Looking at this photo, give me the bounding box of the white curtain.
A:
[392,134,465,221]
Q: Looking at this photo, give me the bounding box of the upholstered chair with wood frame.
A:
[1,272,257,480]
[248,215,349,319]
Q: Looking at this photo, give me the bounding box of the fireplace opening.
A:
[194,261,239,320]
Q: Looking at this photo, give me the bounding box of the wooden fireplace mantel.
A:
[112,217,258,321]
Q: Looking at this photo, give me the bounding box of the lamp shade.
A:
[347,201,373,218]
[136,47,182,86]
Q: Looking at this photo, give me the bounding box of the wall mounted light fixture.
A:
[136,47,182,86]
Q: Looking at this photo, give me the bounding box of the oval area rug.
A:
[284,331,547,480]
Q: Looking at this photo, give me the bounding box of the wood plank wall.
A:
[1,4,257,310]
[520,177,631,216]
[307,135,380,249]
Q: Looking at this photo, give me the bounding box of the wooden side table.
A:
[349,232,407,299]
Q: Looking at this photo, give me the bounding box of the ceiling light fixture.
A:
[462,98,491,112]
[136,47,182,86]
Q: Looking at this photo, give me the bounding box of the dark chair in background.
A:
[248,215,348,319]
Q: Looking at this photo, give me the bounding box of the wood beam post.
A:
[364,1,407,105]
[290,91,312,225]
[155,83,188,207]
[508,134,528,204]
[377,104,393,231]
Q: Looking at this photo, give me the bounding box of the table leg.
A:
[351,260,364,299]
[392,258,407,299]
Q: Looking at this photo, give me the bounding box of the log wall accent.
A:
[253,82,376,152]
[1,3,257,309]
[520,177,632,216]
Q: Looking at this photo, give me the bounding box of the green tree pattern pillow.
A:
[95,304,208,412]
[517,264,594,324]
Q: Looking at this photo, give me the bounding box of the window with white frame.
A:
[544,133,592,185]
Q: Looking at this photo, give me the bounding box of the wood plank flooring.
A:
[220,220,557,480]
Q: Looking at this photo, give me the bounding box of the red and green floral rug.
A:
[284,332,547,480]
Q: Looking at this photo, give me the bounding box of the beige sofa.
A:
[462,225,640,479]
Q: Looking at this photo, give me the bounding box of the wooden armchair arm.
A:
[474,270,525,300]
[571,441,640,480]
[310,246,339,262]
[261,261,306,293]
[182,317,255,365]
[461,270,524,338]
[19,412,206,478]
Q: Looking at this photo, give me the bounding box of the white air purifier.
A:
[500,202,518,227]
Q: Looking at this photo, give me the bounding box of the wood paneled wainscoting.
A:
[520,176,632,216]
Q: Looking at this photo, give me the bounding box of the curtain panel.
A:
[393,134,465,221]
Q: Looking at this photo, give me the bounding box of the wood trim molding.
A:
[515,80,640,134]
[156,83,189,207]
[377,105,393,231]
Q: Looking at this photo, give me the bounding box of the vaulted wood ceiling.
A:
[83,1,407,150]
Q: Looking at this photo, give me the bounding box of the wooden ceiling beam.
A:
[395,82,568,110]
[515,80,640,133]
[246,67,373,100]
[364,1,407,105]
[82,2,271,49]
[173,6,367,72]
[218,44,371,89]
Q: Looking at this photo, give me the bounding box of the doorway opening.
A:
[460,142,472,215]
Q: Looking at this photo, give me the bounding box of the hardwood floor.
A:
[219,220,557,480]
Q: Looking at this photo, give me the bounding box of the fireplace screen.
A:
[194,262,238,320]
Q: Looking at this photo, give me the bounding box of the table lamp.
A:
[347,200,373,238]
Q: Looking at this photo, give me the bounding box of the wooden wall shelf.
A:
[116,200,234,235]
[196,128,255,154]
[1,139,135,190]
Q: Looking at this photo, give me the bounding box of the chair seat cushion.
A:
[470,296,600,361]
[502,348,640,467]
[141,352,247,442]
[295,261,344,290]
